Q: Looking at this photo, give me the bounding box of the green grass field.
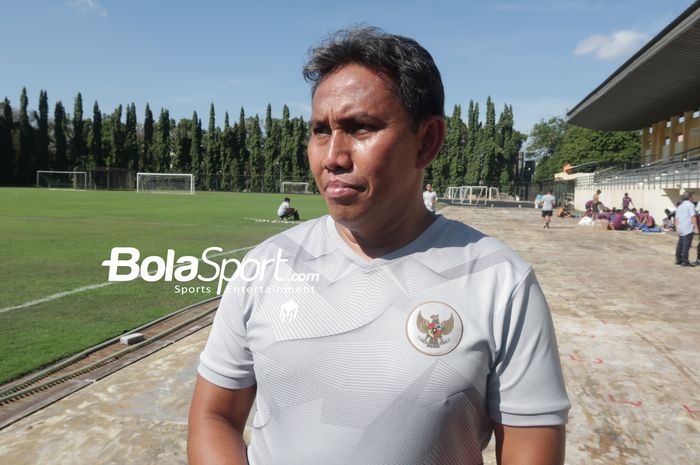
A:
[0,188,328,384]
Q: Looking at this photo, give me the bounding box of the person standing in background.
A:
[622,193,634,211]
[423,183,437,212]
[541,190,556,229]
[675,191,698,266]
[592,190,602,220]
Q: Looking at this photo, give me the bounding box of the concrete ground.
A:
[0,206,697,464]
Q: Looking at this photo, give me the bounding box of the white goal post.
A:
[36,170,87,190]
[444,186,461,200]
[442,185,499,205]
[136,172,195,194]
[280,181,311,194]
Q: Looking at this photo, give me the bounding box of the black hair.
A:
[303,26,444,130]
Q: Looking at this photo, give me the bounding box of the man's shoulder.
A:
[679,201,693,213]
[414,216,532,277]
[246,215,330,259]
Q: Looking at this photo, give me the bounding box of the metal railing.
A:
[576,146,700,190]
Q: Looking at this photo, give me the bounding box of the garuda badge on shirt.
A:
[406,301,463,355]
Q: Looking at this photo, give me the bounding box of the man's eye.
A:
[352,124,377,134]
[312,126,330,135]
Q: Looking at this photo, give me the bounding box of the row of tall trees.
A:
[527,116,640,182]
[0,89,310,191]
[427,97,526,193]
[1,88,527,192]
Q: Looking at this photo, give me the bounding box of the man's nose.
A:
[324,130,353,172]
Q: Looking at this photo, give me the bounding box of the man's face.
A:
[308,64,424,230]
[426,184,432,192]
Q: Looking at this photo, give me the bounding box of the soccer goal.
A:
[36,170,87,190]
[448,186,487,205]
[280,181,311,194]
[444,186,461,200]
[487,187,500,200]
[444,185,500,205]
[136,173,194,194]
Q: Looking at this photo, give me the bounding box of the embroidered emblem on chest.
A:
[406,302,463,355]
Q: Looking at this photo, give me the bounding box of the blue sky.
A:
[1,0,694,137]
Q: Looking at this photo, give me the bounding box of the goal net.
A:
[442,185,492,205]
[280,182,310,194]
[36,171,87,190]
[443,186,461,200]
[445,186,489,205]
[488,187,499,200]
[136,173,194,194]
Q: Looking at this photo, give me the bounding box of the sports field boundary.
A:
[0,296,222,429]
[0,296,221,397]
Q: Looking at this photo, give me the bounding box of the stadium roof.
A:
[567,0,700,131]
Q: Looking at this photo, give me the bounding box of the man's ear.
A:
[415,115,445,170]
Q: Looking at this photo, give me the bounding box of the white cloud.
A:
[574,30,648,60]
[68,0,108,17]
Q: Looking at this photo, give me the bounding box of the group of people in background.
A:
[281,187,700,268]
[582,190,700,267]
[583,192,664,233]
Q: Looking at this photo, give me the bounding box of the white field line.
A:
[0,283,114,314]
[244,217,301,224]
[0,245,255,314]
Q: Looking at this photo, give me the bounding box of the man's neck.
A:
[334,207,437,260]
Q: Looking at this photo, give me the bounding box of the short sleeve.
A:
[487,268,570,426]
[198,284,256,390]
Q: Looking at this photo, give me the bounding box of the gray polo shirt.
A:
[199,215,570,465]
[676,200,696,236]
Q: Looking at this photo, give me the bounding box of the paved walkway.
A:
[0,206,698,464]
[447,206,699,465]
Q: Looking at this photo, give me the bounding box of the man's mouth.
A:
[324,180,365,199]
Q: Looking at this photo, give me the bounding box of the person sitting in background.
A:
[626,208,641,229]
[663,209,676,232]
[637,208,648,225]
[609,208,620,222]
[609,212,628,230]
[597,208,611,221]
[557,204,573,217]
[640,209,660,232]
[277,197,300,220]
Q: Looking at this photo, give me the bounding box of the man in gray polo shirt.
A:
[675,191,699,266]
[188,27,570,465]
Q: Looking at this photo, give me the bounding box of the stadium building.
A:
[564,0,700,213]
